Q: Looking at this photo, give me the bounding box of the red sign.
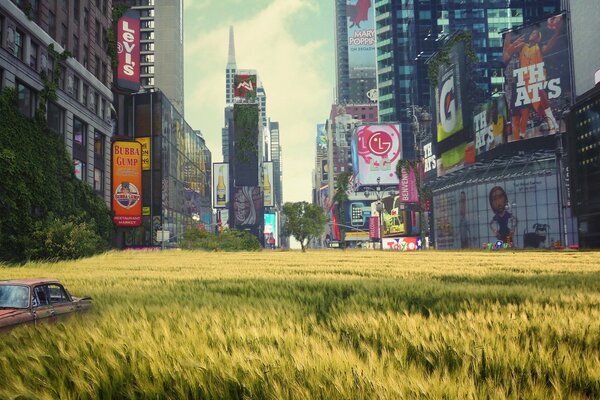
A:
[382,237,422,251]
[399,167,419,203]
[369,216,380,240]
[116,10,141,92]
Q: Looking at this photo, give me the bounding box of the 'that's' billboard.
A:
[503,12,572,141]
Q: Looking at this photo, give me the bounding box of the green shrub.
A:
[181,228,261,251]
[25,217,108,261]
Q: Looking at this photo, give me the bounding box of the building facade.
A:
[374,0,561,160]
[0,0,114,204]
[334,0,377,105]
[119,91,211,247]
[116,0,184,116]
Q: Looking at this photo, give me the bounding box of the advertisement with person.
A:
[346,0,376,79]
[316,124,327,151]
[233,186,263,228]
[432,172,578,249]
[474,94,508,156]
[370,195,420,237]
[351,124,402,186]
[503,13,572,141]
[112,141,142,227]
[212,162,229,208]
[264,213,278,248]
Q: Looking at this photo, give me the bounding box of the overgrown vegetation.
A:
[282,201,327,252]
[180,228,261,251]
[0,251,598,398]
[0,88,112,262]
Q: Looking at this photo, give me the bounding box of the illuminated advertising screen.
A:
[351,124,402,186]
[474,94,508,156]
[344,200,373,233]
[433,40,474,176]
[321,159,328,182]
[433,173,576,249]
[263,162,274,207]
[136,137,150,170]
[316,124,327,151]
[234,74,257,101]
[112,141,142,227]
[370,195,420,238]
[264,213,278,248]
[346,0,376,79]
[116,9,141,92]
[212,162,229,209]
[503,12,571,141]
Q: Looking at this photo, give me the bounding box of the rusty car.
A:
[0,279,92,331]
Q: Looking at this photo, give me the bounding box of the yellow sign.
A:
[345,232,368,237]
[136,137,151,171]
[142,206,150,216]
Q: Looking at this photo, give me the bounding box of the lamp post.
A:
[362,176,397,251]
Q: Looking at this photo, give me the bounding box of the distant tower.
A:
[226,26,237,105]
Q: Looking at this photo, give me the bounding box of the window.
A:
[83,8,88,31]
[48,11,56,38]
[33,286,49,308]
[17,81,36,118]
[74,0,80,21]
[72,35,79,59]
[95,55,100,78]
[83,45,88,68]
[13,29,24,60]
[82,84,88,106]
[73,76,80,100]
[95,93,100,115]
[29,42,38,70]
[94,131,104,158]
[73,116,86,145]
[61,24,68,49]
[94,168,103,192]
[102,0,107,14]
[47,102,64,134]
[102,62,107,85]
[141,65,154,74]
[95,19,100,43]
[101,98,106,120]
[47,284,70,303]
[58,65,65,90]
[142,54,154,63]
[142,77,154,86]
[141,31,154,41]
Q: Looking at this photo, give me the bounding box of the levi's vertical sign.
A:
[116,10,141,92]
[112,141,142,227]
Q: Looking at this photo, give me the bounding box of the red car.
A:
[0,279,92,331]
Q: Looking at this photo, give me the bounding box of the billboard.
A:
[398,167,418,203]
[264,213,278,248]
[351,124,402,186]
[433,40,474,176]
[234,74,257,101]
[112,141,142,227]
[432,172,577,249]
[136,137,150,170]
[346,0,376,78]
[233,186,263,227]
[371,195,420,237]
[383,237,422,251]
[345,200,373,233]
[263,162,274,207]
[316,124,327,151]
[321,159,329,182]
[474,94,508,156]
[213,162,229,208]
[233,104,259,186]
[116,9,141,92]
[503,13,571,141]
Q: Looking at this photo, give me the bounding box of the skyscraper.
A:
[334,0,377,105]
[374,0,561,159]
[269,120,283,208]
[117,0,184,115]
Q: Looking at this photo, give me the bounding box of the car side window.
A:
[33,286,49,308]
[47,285,70,304]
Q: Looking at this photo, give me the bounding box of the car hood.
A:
[0,309,26,319]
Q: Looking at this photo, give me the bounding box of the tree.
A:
[332,171,352,246]
[282,202,327,252]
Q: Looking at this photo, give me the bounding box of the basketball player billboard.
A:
[502,12,572,141]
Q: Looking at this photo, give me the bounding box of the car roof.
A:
[0,279,61,286]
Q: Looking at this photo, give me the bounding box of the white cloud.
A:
[184,0,332,203]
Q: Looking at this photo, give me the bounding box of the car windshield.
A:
[0,285,30,309]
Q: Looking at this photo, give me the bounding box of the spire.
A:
[227,26,236,68]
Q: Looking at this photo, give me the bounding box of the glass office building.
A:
[120,91,212,248]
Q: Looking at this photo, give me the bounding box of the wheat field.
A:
[0,250,599,399]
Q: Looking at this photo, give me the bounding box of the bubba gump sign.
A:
[116,9,141,92]
[112,141,142,227]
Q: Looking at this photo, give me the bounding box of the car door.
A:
[31,285,55,324]
[47,284,76,318]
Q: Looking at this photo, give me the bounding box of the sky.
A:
[183,0,335,203]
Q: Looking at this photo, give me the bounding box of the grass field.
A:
[1,250,599,399]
